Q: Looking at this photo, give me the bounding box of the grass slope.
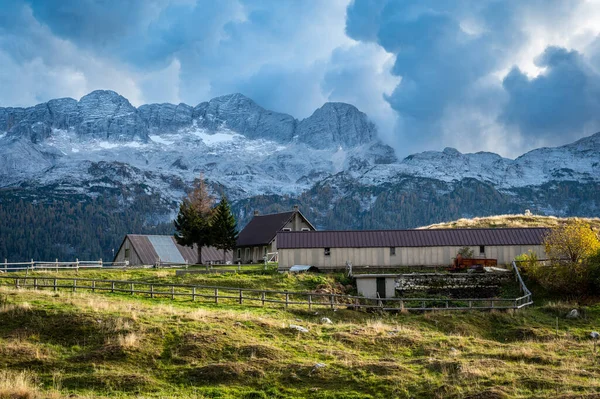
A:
[1,275,600,399]
[419,214,600,231]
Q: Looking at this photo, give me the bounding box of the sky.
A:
[1,0,600,158]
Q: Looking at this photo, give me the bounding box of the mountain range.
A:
[1,90,599,260]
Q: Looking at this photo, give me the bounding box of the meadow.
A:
[1,267,600,398]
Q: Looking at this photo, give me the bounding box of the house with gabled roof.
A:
[113,234,233,266]
[235,205,316,264]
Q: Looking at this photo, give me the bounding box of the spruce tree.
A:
[211,195,238,262]
[174,177,215,264]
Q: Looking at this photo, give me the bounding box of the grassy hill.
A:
[419,213,600,231]
[1,268,600,398]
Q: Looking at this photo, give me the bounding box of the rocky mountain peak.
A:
[193,93,296,143]
[442,147,461,156]
[296,101,376,149]
[76,90,147,141]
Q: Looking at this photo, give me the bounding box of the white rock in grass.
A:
[566,309,580,319]
[320,317,333,324]
[591,331,599,339]
[289,324,309,333]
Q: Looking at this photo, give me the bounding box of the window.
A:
[263,246,267,255]
[282,228,292,232]
[479,245,485,255]
[245,248,250,259]
[390,247,396,256]
[237,248,241,259]
[301,227,310,231]
[124,248,130,259]
[324,248,331,256]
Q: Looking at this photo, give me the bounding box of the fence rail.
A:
[511,260,533,308]
[0,259,197,273]
[0,274,533,312]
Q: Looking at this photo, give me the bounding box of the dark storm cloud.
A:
[501,46,600,141]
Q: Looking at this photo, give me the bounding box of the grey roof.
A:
[116,235,232,264]
[277,228,550,249]
[236,210,315,247]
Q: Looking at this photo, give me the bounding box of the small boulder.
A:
[289,324,309,333]
[309,363,326,376]
[566,309,580,319]
[591,331,599,339]
[320,317,333,325]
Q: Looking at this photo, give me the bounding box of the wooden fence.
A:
[0,259,193,273]
[0,272,533,312]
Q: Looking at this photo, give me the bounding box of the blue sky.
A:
[1,0,600,157]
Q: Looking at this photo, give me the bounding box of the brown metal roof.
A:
[120,235,232,264]
[276,228,550,249]
[236,211,296,247]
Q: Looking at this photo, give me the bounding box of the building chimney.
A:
[293,205,299,212]
[253,210,259,216]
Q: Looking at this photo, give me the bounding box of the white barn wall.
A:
[280,245,546,270]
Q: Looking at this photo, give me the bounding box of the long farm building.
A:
[276,228,549,271]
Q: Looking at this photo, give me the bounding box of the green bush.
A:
[519,249,600,295]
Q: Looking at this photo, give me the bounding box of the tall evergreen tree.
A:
[174,176,215,264]
[211,195,238,261]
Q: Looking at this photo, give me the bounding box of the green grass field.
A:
[1,268,600,398]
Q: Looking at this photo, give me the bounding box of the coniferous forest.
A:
[1,178,599,262]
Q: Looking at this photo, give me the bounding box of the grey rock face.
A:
[194,93,296,143]
[138,103,193,132]
[76,90,148,141]
[296,102,376,149]
[0,107,27,133]
[1,91,390,153]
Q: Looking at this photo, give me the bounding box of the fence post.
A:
[150,284,154,298]
[131,283,134,295]
[445,300,449,309]
[491,299,494,309]
[73,279,77,293]
[285,291,289,309]
[215,288,219,304]
[3,259,6,273]
[111,281,115,293]
[330,294,335,310]
[34,278,37,290]
[192,287,196,301]
[55,259,58,272]
[14,278,18,289]
[31,259,34,269]
[92,280,96,293]
[53,278,57,291]
[422,300,426,309]
[239,289,243,304]
[399,299,404,312]
[171,286,175,300]
[261,291,265,306]
[99,258,103,268]
[468,300,472,308]
[308,294,312,311]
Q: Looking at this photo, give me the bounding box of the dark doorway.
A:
[376,277,386,298]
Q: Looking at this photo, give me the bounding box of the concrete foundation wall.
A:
[279,245,546,270]
[356,276,397,298]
